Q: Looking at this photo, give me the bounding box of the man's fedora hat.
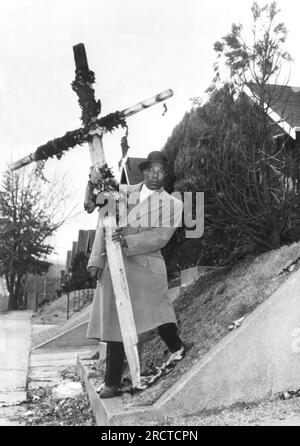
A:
[138,151,173,176]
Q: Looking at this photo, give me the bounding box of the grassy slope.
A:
[120,242,300,407]
[32,289,94,325]
[31,289,94,348]
[31,305,93,348]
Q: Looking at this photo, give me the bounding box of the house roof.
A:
[64,229,96,274]
[75,229,96,256]
[47,263,65,278]
[120,157,145,184]
[71,241,78,264]
[65,250,72,274]
[86,230,95,254]
[245,83,300,139]
[77,230,89,254]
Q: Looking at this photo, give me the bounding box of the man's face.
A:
[143,162,166,190]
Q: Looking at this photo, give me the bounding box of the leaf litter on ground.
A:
[16,366,95,426]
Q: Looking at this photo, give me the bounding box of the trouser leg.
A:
[104,324,182,385]
[158,322,183,352]
[104,341,125,387]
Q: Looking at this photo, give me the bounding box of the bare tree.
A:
[0,167,78,310]
[212,2,292,88]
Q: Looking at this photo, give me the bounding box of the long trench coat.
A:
[86,181,183,342]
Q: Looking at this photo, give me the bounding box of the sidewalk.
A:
[0,311,32,426]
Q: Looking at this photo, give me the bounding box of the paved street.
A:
[0,311,32,426]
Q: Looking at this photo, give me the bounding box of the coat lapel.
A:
[126,184,167,228]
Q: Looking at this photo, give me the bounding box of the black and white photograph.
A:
[1,0,300,429]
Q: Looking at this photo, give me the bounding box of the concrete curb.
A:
[78,268,300,425]
[32,321,98,350]
[77,357,161,426]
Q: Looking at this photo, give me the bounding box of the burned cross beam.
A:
[10,90,173,171]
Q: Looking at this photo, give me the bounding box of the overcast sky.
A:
[0,0,299,266]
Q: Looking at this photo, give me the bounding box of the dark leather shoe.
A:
[99,385,121,399]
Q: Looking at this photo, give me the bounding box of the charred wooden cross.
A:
[10,43,173,388]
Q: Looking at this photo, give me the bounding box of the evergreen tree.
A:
[67,251,95,291]
[163,2,298,272]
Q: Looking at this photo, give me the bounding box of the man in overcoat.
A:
[87,151,184,398]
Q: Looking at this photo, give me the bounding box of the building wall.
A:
[26,263,65,310]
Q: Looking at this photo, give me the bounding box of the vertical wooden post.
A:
[72,43,141,388]
[67,291,70,320]
[43,274,47,303]
[87,133,140,388]
[35,292,39,313]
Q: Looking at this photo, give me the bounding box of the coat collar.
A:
[125,181,168,226]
